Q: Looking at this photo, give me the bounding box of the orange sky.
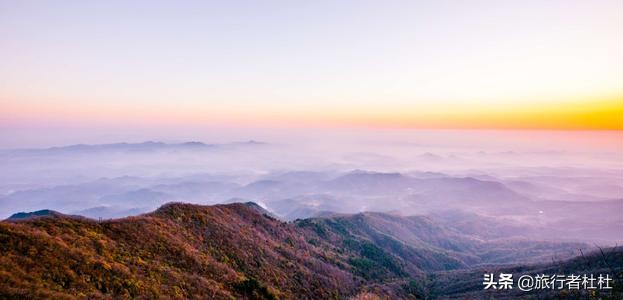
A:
[1,1,623,133]
[2,96,622,131]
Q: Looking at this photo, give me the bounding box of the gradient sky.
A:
[1,0,623,147]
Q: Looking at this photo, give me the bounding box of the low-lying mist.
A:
[1,129,622,245]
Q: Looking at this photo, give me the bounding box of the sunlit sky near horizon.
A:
[1,0,623,147]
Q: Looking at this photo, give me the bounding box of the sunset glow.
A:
[1,0,623,147]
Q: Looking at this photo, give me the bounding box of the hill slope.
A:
[0,203,356,299]
[0,202,620,299]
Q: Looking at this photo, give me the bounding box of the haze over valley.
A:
[3,130,622,245]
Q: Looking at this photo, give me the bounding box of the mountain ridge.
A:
[1,201,612,299]
[3,140,266,155]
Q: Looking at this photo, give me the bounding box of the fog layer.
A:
[1,130,622,244]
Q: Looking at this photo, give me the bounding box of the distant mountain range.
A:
[2,202,620,299]
[4,140,265,155]
[3,168,622,243]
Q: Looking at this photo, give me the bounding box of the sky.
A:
[1,0,622,147]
